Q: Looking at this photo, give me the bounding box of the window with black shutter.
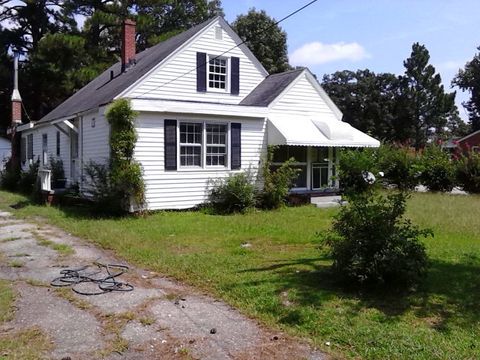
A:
[196,52,207,92]
[231,123,241,170]
[164,119,177,170]
[230,57,240,95]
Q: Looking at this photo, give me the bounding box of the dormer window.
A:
[197,52,240,95]
[208,56,227,90]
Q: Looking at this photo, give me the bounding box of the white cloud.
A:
[289,41,370,66]
[436,60,464,72]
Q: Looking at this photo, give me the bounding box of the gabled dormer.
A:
[121,17,268,104]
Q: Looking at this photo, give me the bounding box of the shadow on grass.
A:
[235,255,480,330]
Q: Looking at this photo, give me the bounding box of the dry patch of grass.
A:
[33,231,74,255]
[8,259,23,268]
[1,236,21,242]
[0,327,52,360]
[97,311,136,357]
[53,287,92,310]
[0,279,15,323]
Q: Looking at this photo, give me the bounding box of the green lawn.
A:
[0,191,479,359]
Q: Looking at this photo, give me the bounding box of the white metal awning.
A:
[267,115,380,147]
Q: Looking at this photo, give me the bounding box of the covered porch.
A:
[267,115,380,197]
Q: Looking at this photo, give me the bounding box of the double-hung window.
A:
[208,56,227,90]
[206,124,227,166]
[179,122,228,168]
[180,123,202,167]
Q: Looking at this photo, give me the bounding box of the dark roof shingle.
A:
[38,17,217,124]
[239,68,304,107]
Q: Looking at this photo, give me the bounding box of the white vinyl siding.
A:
[126,20,265,104]
[135,112,266,210]
[270,73,338,120]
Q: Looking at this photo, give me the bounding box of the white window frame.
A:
[271,146,308,190]
[177,120,230,170]
[207,55,229,93]
[179,122,203,168]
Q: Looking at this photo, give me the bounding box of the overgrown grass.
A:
[0,190,479,359]
[0,280,14,323]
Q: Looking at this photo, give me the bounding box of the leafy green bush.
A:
[378,144,422,190]
[323,192,431,290]
[84,161,121,213]
[105,99,145,212]
[18,159,40,195]
[0,159,20,191]
[455,150,480,193]
[338,148,379,197]
[259,146,299,209]
[420,145,456,192]
[208,172,256,214]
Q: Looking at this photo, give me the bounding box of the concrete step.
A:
[310,195,346,208]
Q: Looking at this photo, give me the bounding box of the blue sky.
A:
[222,0,480,120]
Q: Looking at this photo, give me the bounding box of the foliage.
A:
[105,99,145,211]
[420,144,456,192]
[377,144,421,190]
[17,158,40,195]
[455,149,480,193]
[232,8,290,74]
[207,172,256,214]
[453,46,480,132]
[323,192,431,290]
[322,70,400,141]
[0,159,20,191]
[48,157,65,181]
[338,148,379,197]
[260,146,299,209]
[397,43,459,149]
[322,43,464,146]
[83,160,121,213]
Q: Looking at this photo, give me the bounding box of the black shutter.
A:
[196,52,207,92]
[230,57,240,95]
[231,123,241,169]
[164,119,177,171]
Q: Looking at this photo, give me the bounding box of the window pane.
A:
[206,124,226,166]
[208,56,227,90]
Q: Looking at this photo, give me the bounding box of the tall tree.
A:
[322,70,400,142]
[397,43,458,148]
[232,8,290,74]
[453,46,480,132]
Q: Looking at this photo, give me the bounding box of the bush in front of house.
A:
[0,159,21,192]
[208,172,257,214]
[17,158,40,195]
[338,148,379,197]
[378,144,422,190]
[259,146,300,209]
[323,191,431,291]
[420,144,456,192]
[455,149,480,193]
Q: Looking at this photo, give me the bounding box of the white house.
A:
[0,136,11,171]
[17,16,379,210]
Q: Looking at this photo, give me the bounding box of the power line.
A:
[130,0,318,100]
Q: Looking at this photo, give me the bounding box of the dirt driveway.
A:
[0,210,326,359]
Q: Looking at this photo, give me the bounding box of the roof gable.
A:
[38,17,218,124]
[122,17,268,103]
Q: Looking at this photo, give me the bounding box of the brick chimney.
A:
[121,19,136,72]
[11,54,22,124]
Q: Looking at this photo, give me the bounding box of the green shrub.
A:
[420,145,456,192]
[455,150,480,193]
[323,192,431,290]
[260,146,299,209]
[18,159,40,195]
[338,148,379,197]
[84,161,121,213]
[208,172,256,214]
[0,159,20,191]
[378,144,422,190]
[105,99,145,212]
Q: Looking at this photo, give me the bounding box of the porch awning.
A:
[267,115,380,147]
